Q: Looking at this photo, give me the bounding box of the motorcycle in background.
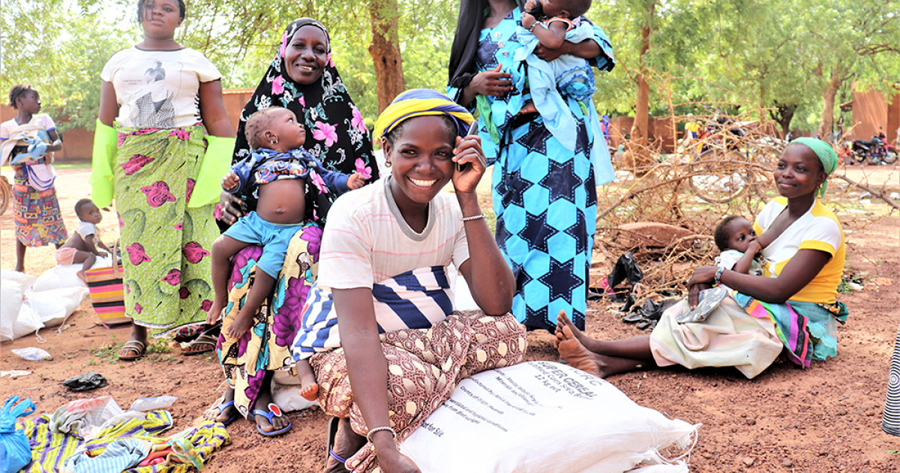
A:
[849,132,897,165]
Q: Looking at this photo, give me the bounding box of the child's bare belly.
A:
[256,179,307,224]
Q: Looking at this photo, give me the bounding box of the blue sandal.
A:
[327,417,348,465]
[207,397,239,426]
[252,403,292,437]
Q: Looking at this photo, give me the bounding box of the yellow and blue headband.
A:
[373,89,474,142]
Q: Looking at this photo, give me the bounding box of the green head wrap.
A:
[790,137,837,198]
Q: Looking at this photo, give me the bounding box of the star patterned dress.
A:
[449,9,615,331]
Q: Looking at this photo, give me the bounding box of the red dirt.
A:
[1,167,899,472]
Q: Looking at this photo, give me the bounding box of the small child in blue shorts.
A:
[207,106,363,399]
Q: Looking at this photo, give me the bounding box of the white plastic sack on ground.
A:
[24,287,89,328]
[1,272,43,341]
[0,277,28,341]
[399,361,699,473]
[1,267,89,341]
[271,369,318,412]
[31,264,86,292]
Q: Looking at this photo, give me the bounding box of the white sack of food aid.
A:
[400,361,699,473]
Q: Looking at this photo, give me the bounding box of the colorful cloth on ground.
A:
[735,293,848,366]
[217,223,322,418]
[13,175,68,247]
[753,197,845,304]
[311,311,527,472]
[114,124,217,334]
[233,18,378,214]
[448,8,614,331]
[227,147,352,225]
[18,410,231,473]
[649,297,783,379]
[293,265,455,360]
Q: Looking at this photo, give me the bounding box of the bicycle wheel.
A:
[0,177,11,215]
[689,149,751,203]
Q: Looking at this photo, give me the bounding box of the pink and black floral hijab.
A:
[232,18,378,211]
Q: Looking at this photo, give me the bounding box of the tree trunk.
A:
[817,61,842,139]
[628,1,655,173]
[368,0,405,114]
[768,102,797,137]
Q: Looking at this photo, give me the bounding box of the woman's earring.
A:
[384,159,392,168]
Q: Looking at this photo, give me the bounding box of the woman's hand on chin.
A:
[451,135,486,195]
[687,265,717,309]
[217,191,243,225]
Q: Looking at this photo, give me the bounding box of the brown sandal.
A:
[182,333,217,356]
[118,339,146,361]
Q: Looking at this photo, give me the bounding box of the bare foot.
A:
[557,336,603,378]
[224,310,253,340]
[300,383,319,402]
[76,270,87,283]
[203,395,237,424]
[555,310,593,348]
[205,298,226,325]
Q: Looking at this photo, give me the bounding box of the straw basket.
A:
[84,243,130,327]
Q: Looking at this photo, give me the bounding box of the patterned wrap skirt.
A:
[311,311,527,472]
[114,124,218,334]
[13,174,67,247]
[216,224,322,417]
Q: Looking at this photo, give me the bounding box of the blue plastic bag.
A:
[0,395,36,473]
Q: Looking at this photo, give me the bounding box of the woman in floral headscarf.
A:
[203,18,379,437]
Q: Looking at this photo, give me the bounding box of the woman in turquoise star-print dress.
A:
[448,0,615,331]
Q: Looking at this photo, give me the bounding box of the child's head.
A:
[9,85,40,113]
[75,199,102,224]
[540,0,592,19]
[714,215,756,253]
[245,107,306,152]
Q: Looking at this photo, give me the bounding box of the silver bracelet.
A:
[366,425,397,443]
[461,214,486,222]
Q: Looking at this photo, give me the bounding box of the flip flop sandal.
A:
[252,403,292,437]
[326,416,349,470]
[181,333,218,356]
[206,397,239,426]
[118,339,146,361]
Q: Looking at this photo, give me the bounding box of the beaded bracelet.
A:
[366,426,397,443]
[528,22,539,32]
[714,267,725,286]
[461,214,486,222]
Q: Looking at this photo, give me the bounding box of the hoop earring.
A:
[270,138,278,145]
[384,160,392,168]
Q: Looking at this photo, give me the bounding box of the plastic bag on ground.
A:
[11,347,52,361]
[50,396,124,438]
[0,276,38,342]
[130,396,177,412]
[0,395,37,473]
[400,361,699,473]
[63,373,108,392]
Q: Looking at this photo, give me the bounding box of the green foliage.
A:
[3,0,898,135]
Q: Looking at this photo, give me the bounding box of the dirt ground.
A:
[1,165,899,472]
